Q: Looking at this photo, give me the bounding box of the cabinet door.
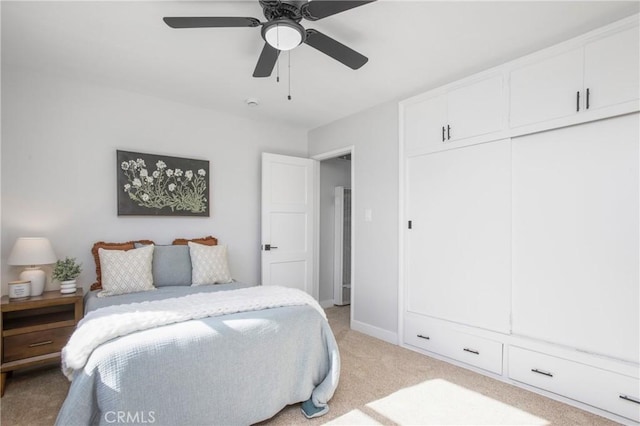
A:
[584,26,640,111]
[403,95,446,155]
[447,74,505,142]
[405,140,512,333]
[512,114,639,363]
[509,48,583,128]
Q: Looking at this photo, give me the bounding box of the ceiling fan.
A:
[163,0,376,78]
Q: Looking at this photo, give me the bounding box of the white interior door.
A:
[261,153,317,297]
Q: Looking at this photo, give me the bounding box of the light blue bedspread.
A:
[56,284,340,425]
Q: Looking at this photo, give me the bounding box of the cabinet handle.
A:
[442,126,445,142]
[417,334,430,340]
[463,348,479,355]
[531,368,553,378]
[576,91,580,112]
[28,340,53,348]
[447,125,451,140]
[586,88,590,109]
[619,395,640,405]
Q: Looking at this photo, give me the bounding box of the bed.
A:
[55,238,340,425]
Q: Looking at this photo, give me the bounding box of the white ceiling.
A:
[2,1,639,130]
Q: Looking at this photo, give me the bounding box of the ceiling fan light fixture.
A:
[263,20,305,51]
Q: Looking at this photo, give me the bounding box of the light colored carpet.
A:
[1,306,615,425]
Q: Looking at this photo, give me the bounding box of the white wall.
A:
[1,69,307,294]
[318,157,351,305]
[309,102,399,343]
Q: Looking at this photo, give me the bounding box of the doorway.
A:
[314,147,354,316]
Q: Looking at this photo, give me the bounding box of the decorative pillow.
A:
[189,242,232,286]
[97,245,155,297]
[173,236,218,246]
[90,240,154,291]
[134,243,191,287]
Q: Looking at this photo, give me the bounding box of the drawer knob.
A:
[417,334,430,340]
[463,348,480,355]
[28,340,53,348]
[619,395,640,405]
[531,368,553,378]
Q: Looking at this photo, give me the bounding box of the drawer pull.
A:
[417,334,430,340]
[531,368,553,378]
[28,340,53,348]
[463,348,479,355]
[619,394,640,405]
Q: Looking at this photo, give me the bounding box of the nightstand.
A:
[1,289,83,396]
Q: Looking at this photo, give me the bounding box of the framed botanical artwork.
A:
[117,150,209,216]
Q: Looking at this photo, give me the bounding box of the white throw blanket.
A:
[61,286,325,380]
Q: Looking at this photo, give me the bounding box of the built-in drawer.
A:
[509,346,640,422]
[3,326,74,362]
[404,314,503,375]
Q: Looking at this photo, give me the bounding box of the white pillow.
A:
[97,245,155,297]
[189,242,233,286]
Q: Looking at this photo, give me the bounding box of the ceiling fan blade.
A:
[304,29,368,70]
[301,1,376,21]
[253,43,281,78]
[163,17,261,28]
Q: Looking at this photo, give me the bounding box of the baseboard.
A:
[320,299,335,309]
[351,319,398,345]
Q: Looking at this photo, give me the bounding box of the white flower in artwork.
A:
[198,169,206,176]
[152,171,160,178]
[174,168,183,177]
[141,193,150,202]
[156,160,166,169]
[168,183,176,192]
[124,183,131,192]
[146,177,153,184]
[136,158,146,167]
[121,162,130,171]
[185,170,193,180]
[133,178,142,187]
[166,169,174,177]
[140,169,148,177]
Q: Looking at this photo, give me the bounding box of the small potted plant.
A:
[53,257,82,294]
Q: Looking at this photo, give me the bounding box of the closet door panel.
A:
[512,114,639,363]
[509,48,583,128]
[447,74,505,141]
[403,95,447,156]
[406,140,511,333]
[584,26,640,111]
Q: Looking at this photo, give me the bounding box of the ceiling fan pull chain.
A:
[288,51,292,100]
[276,28,280,82]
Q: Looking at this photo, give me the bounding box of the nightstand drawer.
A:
[3,326,74,362]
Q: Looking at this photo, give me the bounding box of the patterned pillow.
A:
[90,239,154,291]
[189,242,233,286]
[97,245,155,297]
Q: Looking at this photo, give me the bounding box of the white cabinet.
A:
[510,346,640,422]
[511,114,639,363]
[404,314,504,375]
[403,74,505,155]
[510,26,640,129]
[405,139,511,334]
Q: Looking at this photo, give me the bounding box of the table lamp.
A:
[8,237,57,296]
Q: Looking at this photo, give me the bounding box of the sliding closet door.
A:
[512,114,639,363]
[406,139,512,333]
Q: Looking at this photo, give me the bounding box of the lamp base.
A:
[19,267,46,296]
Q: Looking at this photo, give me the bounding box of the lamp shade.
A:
[263,20,304,51]
[8,237,57,266]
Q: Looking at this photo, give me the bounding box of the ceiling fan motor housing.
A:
[260,0,305,22]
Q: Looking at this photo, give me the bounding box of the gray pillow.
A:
[134,243,191,287]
